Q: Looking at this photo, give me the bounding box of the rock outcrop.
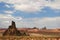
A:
[3,21,29,36]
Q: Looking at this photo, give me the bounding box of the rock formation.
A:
[3,21,29,36]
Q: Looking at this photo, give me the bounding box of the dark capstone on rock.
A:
[3,21,29,36]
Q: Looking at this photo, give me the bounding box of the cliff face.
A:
[3,21,29,36]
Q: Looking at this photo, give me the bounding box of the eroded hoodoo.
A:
[3,21,29,36]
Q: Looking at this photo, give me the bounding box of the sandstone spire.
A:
[3,21,21,36]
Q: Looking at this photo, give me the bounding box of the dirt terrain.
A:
[0,21,60,40]
[0,36,60,40]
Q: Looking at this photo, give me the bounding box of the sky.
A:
[0,0,60,29]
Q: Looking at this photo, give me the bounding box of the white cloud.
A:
[4,11,13,14]
[15,17,60,29]
[0,14,22,28]
[0,14,59,29]
[5,5,10,8]
[0,0,60,28]
[45,0,60,9]
[0,0,60,12]
[14,4,43,12]
[0,14,22,21]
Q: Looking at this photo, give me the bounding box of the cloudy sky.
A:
[0,0,60,29]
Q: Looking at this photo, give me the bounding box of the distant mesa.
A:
[3,21,29,36]
[42,26,47,30]
[2,21,60,37]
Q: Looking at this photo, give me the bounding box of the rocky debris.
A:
[3,21,29,36]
